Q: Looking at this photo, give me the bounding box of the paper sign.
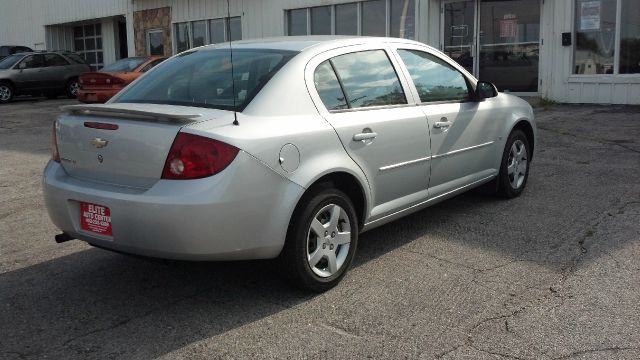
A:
[580,1,601,31]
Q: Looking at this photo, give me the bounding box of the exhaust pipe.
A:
[55,232,75,244]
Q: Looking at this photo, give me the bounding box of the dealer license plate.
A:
[80,202,112,236]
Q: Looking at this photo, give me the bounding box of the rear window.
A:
[114,48,298,111]
[101,57,148,72]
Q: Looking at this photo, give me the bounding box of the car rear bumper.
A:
[77,89,119,103]
[42,151,305,260]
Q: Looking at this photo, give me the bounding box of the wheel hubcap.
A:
[507,139,528,189]
[69,82,80,96]
[306,203,351,278]
[0,85,11,101]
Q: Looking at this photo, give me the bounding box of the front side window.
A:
[19,55,44,69]
[330,50,407,108]
[398,49,470,102]
[314,61,348,110]
[114,48,297,111]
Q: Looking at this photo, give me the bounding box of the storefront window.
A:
[228,16,242,41]
[175,22,190,53]
[620,0,640,74]
[574,0,617,74]
[311,6,332,35]
[288,9,308,36]
[209,18,225,44]
[390,0,415,39]
[287,1,416,39]
[362,0,386,36]
[336,3,358,35]
[192,21,207,48]
[147,30,164,56]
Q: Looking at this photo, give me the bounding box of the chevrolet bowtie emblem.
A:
[90,138,108,148]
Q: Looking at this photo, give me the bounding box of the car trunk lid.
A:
[56,103,237,188]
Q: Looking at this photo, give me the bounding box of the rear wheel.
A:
[66,78,80,98]
[280,187,358,292]
[0,82,14,104]
[497,129,531,198]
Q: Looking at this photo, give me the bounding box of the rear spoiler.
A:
[60,104,202,123]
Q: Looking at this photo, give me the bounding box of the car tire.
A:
[279,187,359,292]
[0,82,14,104]
[66,78,80,98]
[497,129,531,198]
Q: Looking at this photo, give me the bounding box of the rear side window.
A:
[45,54,70,67]
[65,53,87,64]
[397,49,470,103]
[314,61,348,110]
[329,50,407,109]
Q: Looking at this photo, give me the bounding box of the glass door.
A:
[442,0,476,74]
[441,0,541,93]
[478,0,541,92]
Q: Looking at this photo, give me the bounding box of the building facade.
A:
[0,0,638,104]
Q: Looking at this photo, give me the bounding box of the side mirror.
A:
[18,62,27,70]
[476,81,498,100]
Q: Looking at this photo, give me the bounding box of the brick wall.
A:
[133,7,172,56]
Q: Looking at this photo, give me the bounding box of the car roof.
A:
[201,36,432,54]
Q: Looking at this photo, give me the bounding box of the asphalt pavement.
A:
[0,97,639,359]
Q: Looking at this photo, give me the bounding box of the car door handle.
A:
[353,132,378,141]
[434,120,453,129]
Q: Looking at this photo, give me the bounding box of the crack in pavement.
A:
[551,346,640,359]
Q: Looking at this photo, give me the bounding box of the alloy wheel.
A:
[69,81,80,97]
[0,85,11,101]
[306,203,351,278]
[507,139,528,189]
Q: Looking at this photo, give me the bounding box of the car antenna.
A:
[227,0,239,126]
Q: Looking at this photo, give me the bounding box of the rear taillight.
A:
[161,133,239,180]
[52,121,60,162]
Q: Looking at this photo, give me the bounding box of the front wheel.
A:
[497,129,531,198]
[280,187,358,292]
[66,78,80,98]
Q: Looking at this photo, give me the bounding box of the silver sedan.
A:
[43,36,536,292]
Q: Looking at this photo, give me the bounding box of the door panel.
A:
[328,108,431,217]
[308,47,431,220]
[422,101,499,196]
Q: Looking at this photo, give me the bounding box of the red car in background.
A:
[77,56,166,103]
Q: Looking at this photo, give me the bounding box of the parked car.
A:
[78,56,167,103]
[0,51,90,103]
[43,37,536,292]
[0,45,33,60]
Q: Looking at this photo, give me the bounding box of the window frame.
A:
[172,16,242,54]
[395,48,475,104]
[572,0,640,77]
[147,29,165,56]
[308,45,416,114]
[285,0,418,39]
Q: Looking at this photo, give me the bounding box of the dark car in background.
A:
[0,51,90,104]
[0,45,33,60]
[78,56,167,103]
